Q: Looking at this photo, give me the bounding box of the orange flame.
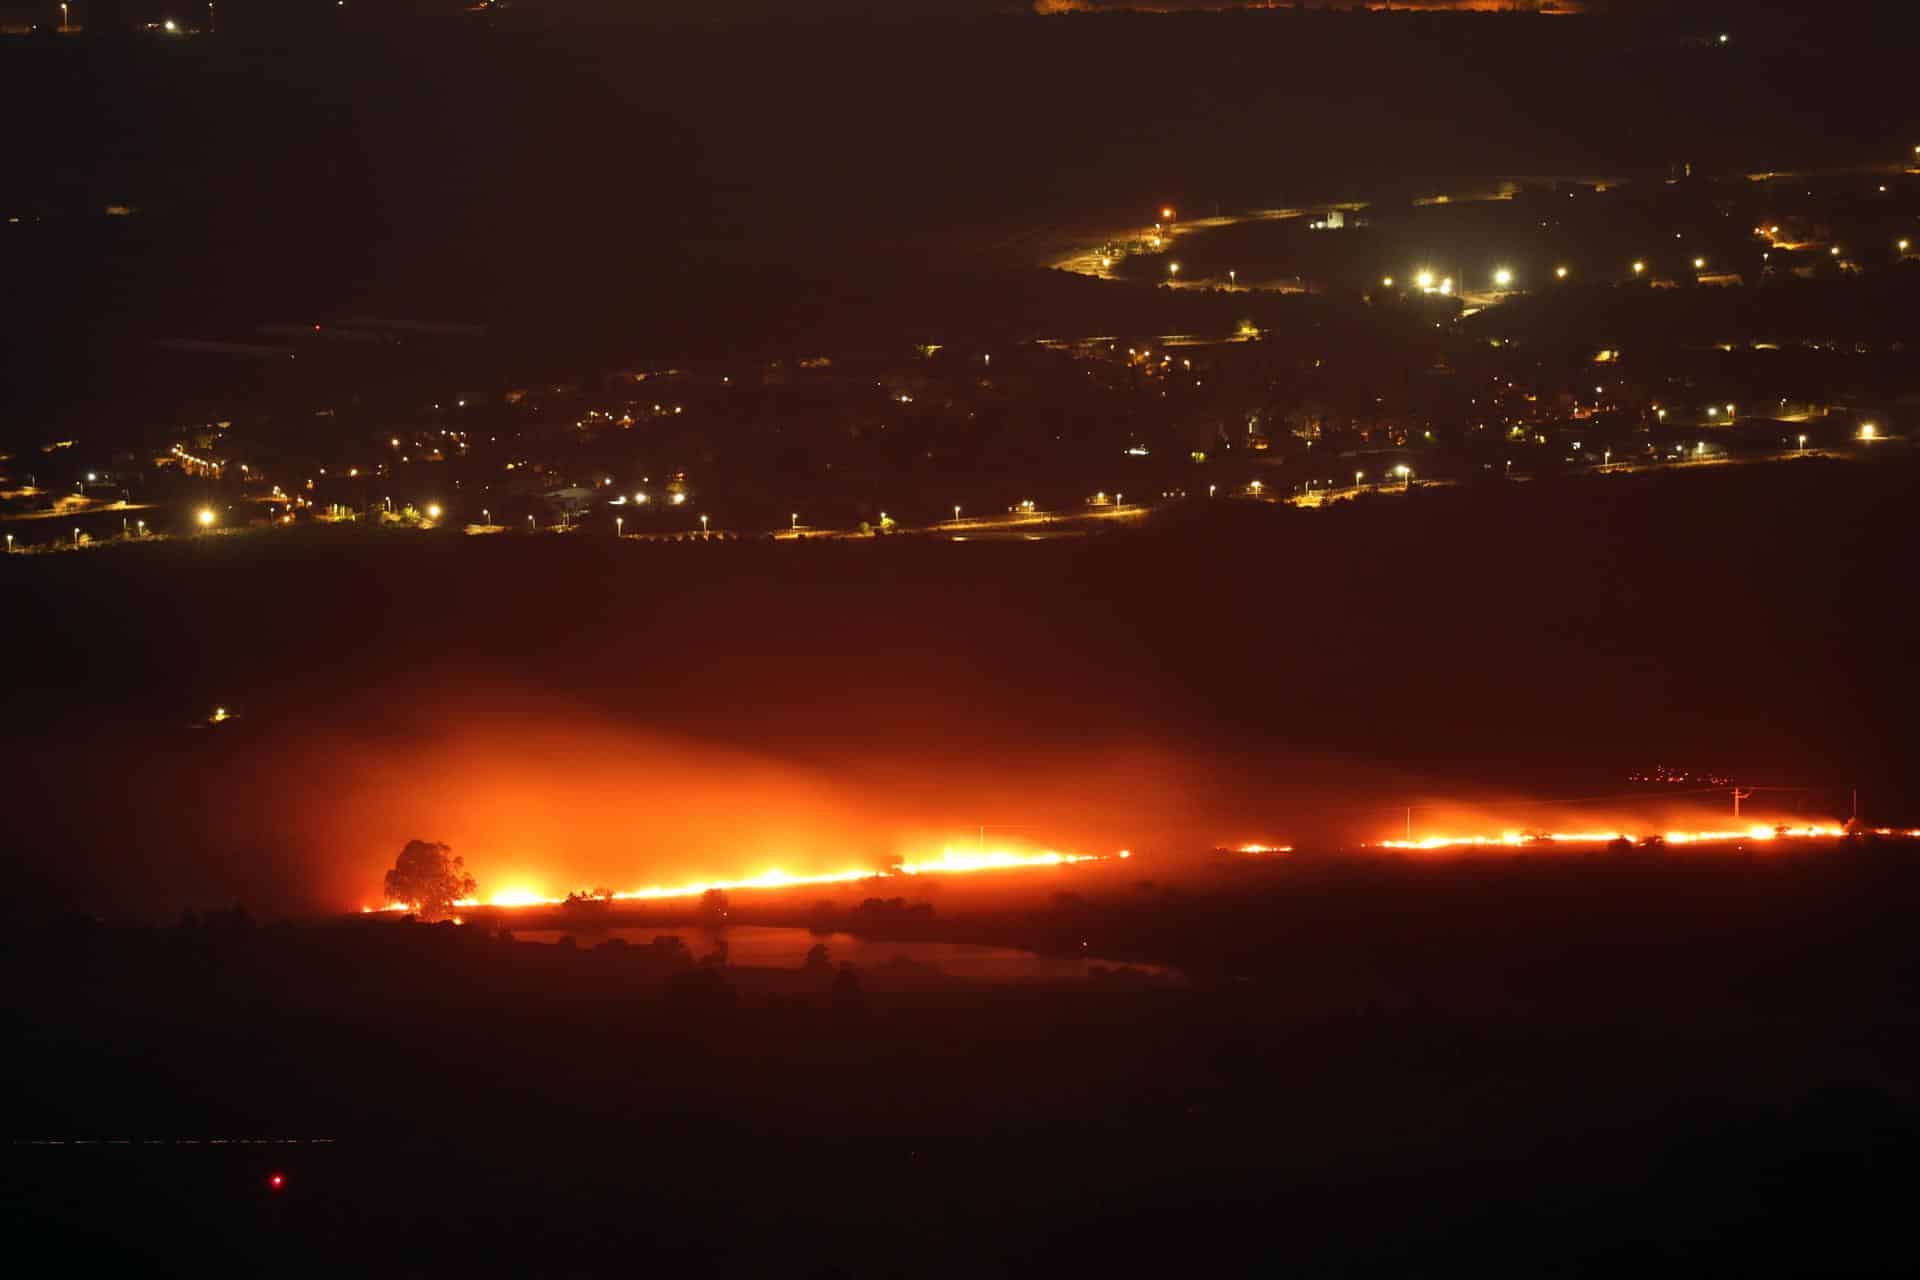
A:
[1369,822,1901,852]
[366,845,1114,914]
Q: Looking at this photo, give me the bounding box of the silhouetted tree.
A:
[699,888,730,924]
[382,840,475,921]
[803,942,832,975]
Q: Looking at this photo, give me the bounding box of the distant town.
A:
[7,148,1916,553]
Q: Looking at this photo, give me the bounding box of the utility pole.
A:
[1406,807,1413,842]
[1732,787,1753,818]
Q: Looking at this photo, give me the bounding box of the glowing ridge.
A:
[1369,823,1902,852]
[365,845,1114,914]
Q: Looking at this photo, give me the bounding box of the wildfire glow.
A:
[1370,823,1894,852]
[366,845,1115,914]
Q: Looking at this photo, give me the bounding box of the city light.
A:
[196,507,216,527]
[1692,257,1706,270]
[1160,207,1174,220]
[1168,262,1180,278]
[425,503,442,520]
[1555,265,1569,279]
[1860,422,1878,440]
[1493,268,1513,288]
[1381,276,1394,287]
[1415,270,1435,290]
[1632,260,1645,274]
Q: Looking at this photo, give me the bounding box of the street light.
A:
[1493,267,1513,288]
[481,508,489,525]
[1693,257,1706,270]
[1168,262,1180,280]
[1555,265,1569,280]
[1631,260,1645,275]
[791,513,799,530]
[953,504,962,522]
[1860,422,1878,441]
[197,507,216,528]
[1381,276,1394,288]
[700,514,710,533]
[1394,464,1412,489]
[1354,470,1364,488]
[1798,434,1808,451]
[425,503,442,520]
[615,516,623,537]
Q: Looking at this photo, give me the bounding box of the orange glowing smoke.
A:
[366,845,1118,914]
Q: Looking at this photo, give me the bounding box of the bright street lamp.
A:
[1493,268,1513,288]
[1394,465,1412,489]
[953,505,962,522]
[1631,261,1645,275]
[196,507,216,528]
[700,514,710,533]
[1798,434,1807,451]
[791,513,799,529]
[615,516,623,536]
[425,503,442,520]
[1354,470,1364,488]
[1555,266,1569,280]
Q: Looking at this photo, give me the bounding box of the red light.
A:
[268,1173,286,1191]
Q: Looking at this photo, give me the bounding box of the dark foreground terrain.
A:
[6,843,1920,1275]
